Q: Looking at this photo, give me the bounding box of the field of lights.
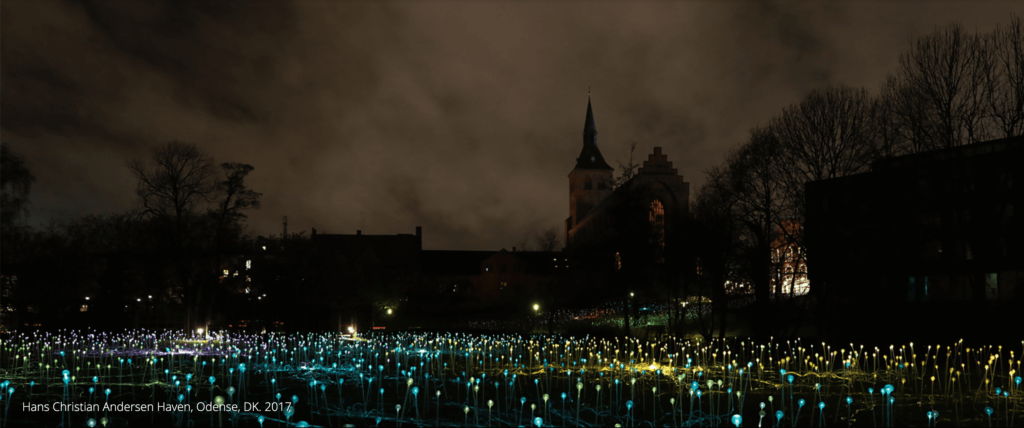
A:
[0,330,1020,426]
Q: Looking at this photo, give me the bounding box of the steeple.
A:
[584,95,596,136]
[574,95,613,170]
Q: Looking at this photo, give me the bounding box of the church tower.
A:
[567,95,614,235]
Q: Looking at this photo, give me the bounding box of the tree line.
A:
[688,18,1022,339]
[1,141,269,331]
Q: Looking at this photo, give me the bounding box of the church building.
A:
[564,96,690,261]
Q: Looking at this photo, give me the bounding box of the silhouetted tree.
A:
[986,15,1024,138]
[772,84,877,214]
[770,84,877,309]
[128,141,217,330]
[127,142,261,331]
[199,163,262,329]
[691,166,740,340]
[613,141,640,189]
[514,234,532,252]
[0,143,35,235]
[730,128,786,309]
[1,143,37,326]
[882,23,991,152]
[535,227,562,252]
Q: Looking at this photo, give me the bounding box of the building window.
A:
[484,264,492,272]
[909,276,930,302]
[1001,202,1014,223]
[80,304,88,312]
[650,200,665,263]
[615,252,622,271]
[985,273,998,300]
[500,264,508,273]
[584,181,592,190]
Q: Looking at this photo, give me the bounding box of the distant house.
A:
[805,136,1022,306]
[770,219,809,297]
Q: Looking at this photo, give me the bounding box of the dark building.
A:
[311,226,423,271]
[565,96,690,260]
[421,249,570,300]
[805,136,1022,337]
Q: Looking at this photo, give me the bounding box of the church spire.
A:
[575,93,612,170]
[584,95,597,136]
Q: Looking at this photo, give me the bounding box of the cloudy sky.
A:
[2,1,1019,250]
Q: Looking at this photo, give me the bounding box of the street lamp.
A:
[387,308,393,315]
[533,304,539,311]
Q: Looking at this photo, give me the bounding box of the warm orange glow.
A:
[649,199,665,263]
[771,219,808,296]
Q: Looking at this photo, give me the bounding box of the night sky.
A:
[2,1,1019,250]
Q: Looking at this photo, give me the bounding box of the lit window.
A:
[246,260,251,270]
[649,200,665,263]
[223,269,229,275]
[80,304,88,312]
